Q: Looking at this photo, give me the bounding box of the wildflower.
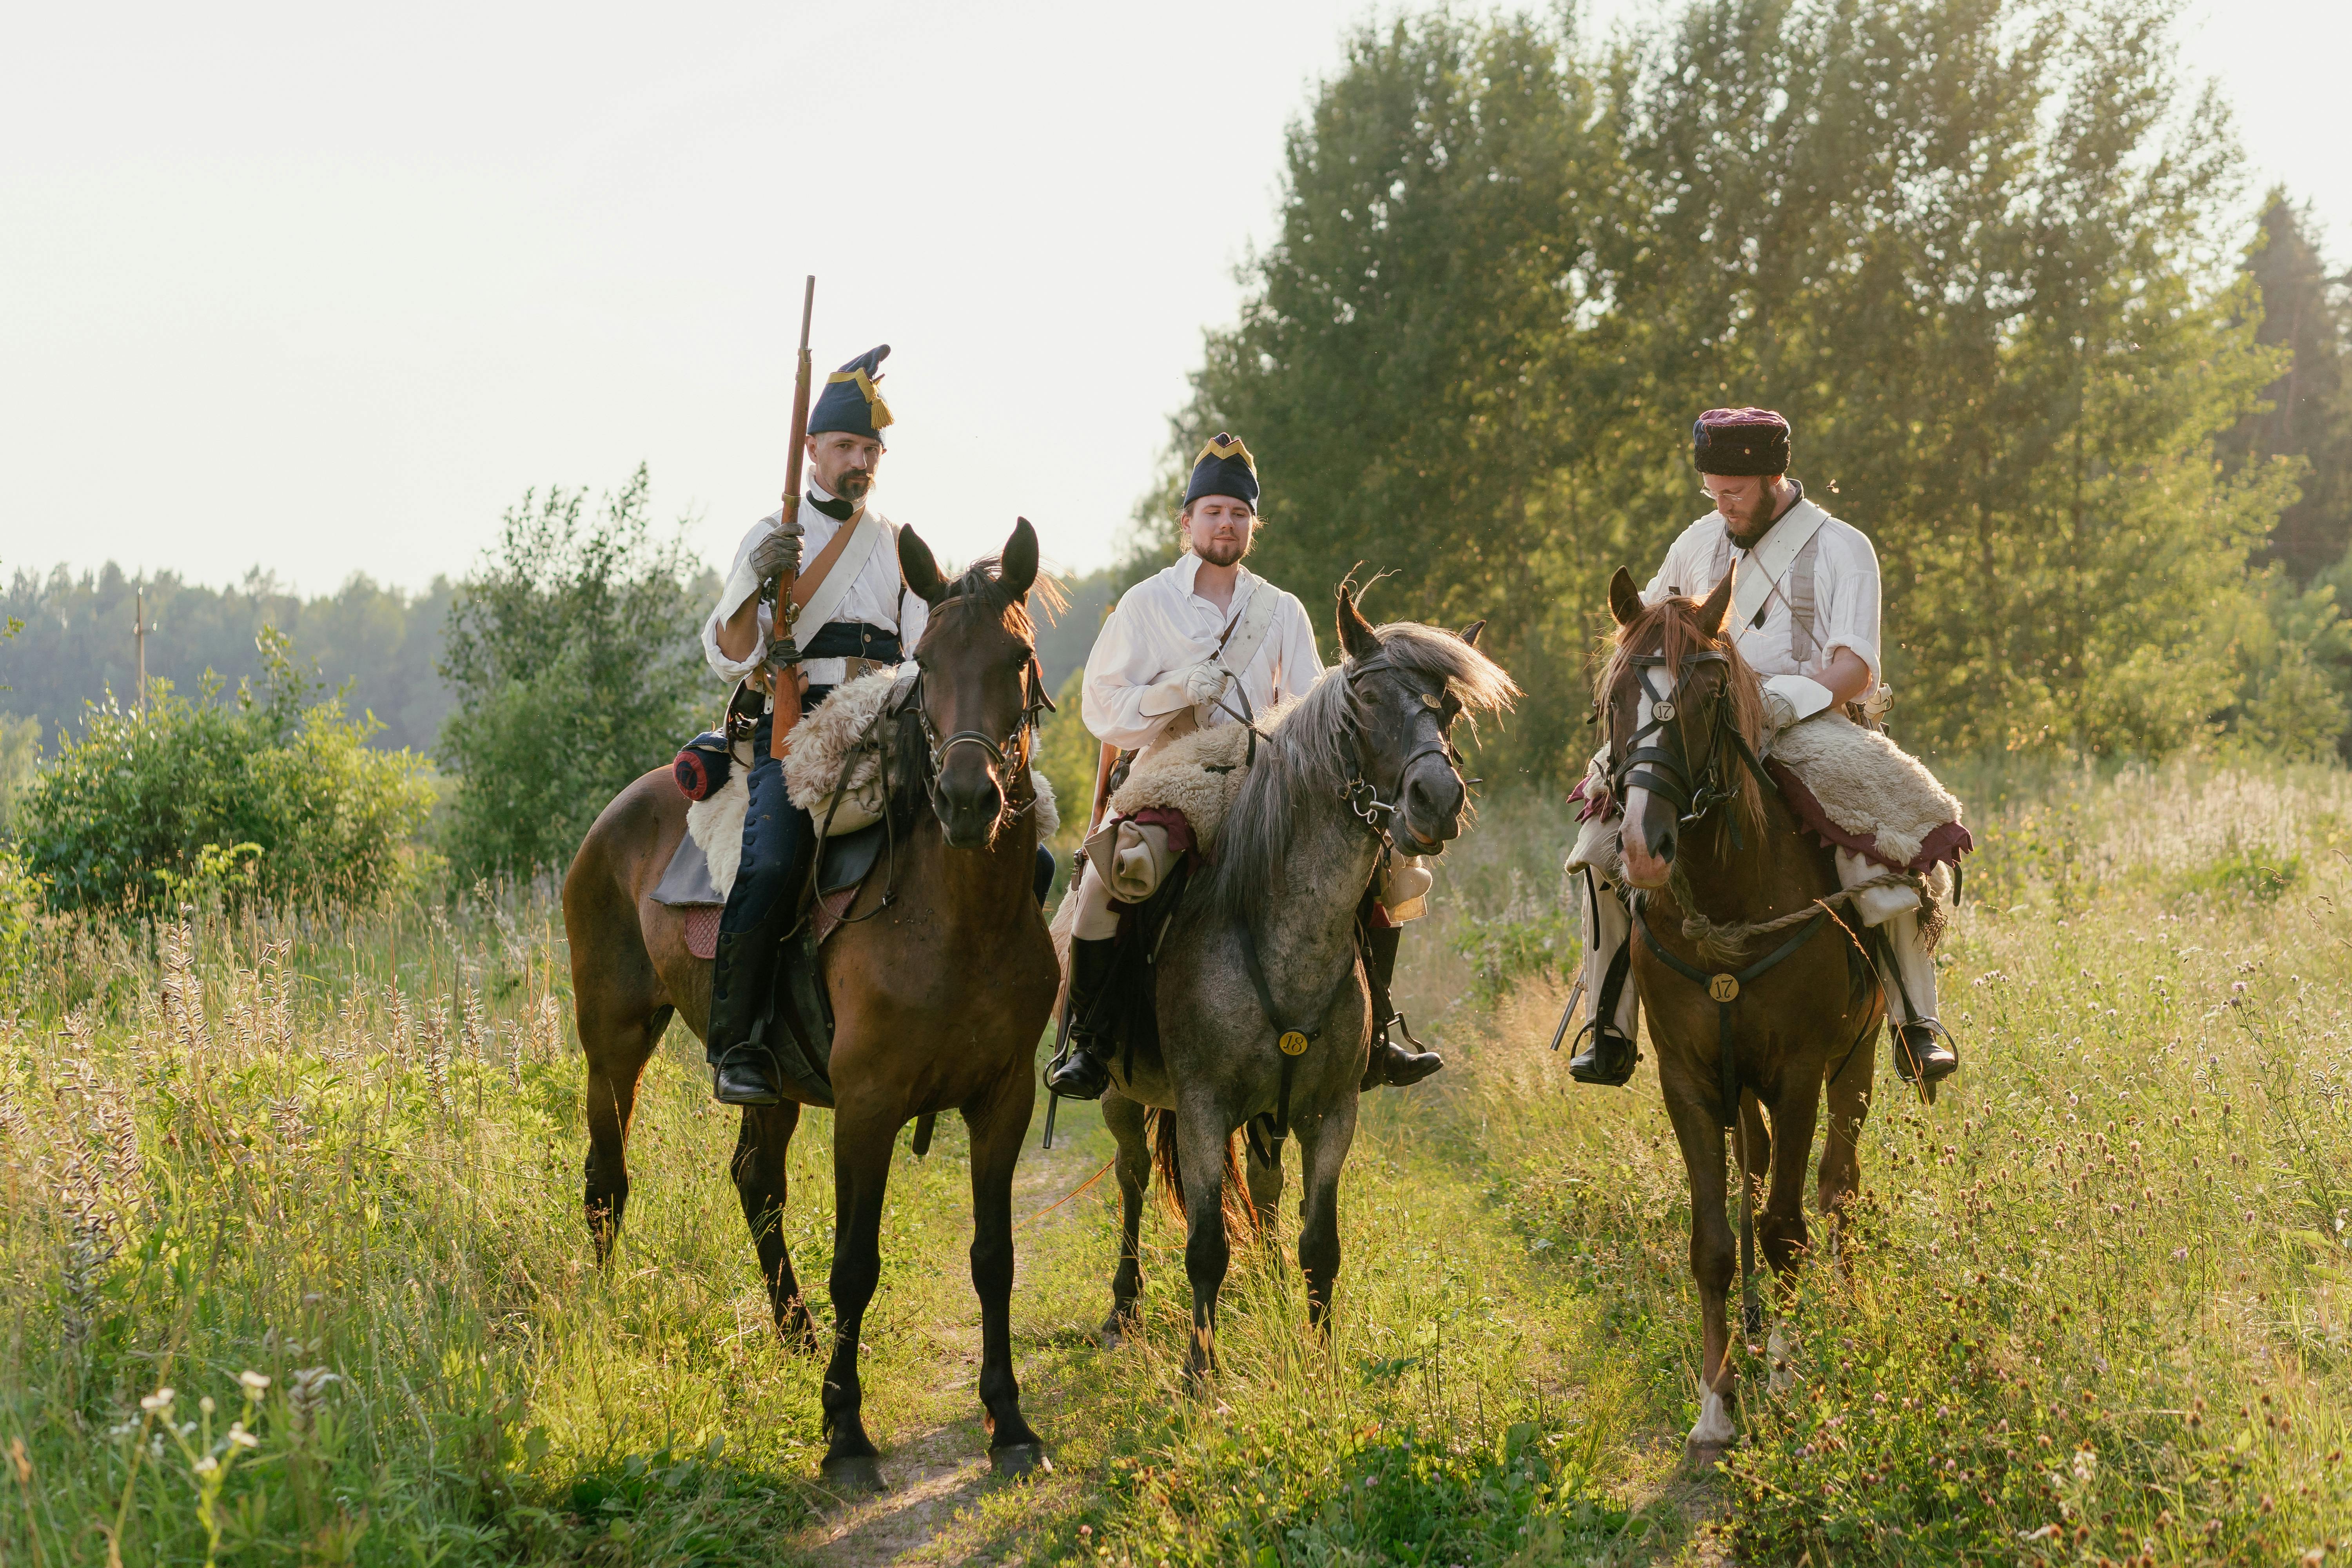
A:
[141,1388,175,1412]
[199,1396,216,1416]
[227,1423,259,1450]
[238,1370,270,1395]
[192,1454,219,1474]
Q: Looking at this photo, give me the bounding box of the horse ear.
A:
[899,526,947,607]
[1697,568,1735,639]
[1608,567,1643,627]
[999,517,1038,602]
[1335,581,1381,662]
[1458,619,1486,648]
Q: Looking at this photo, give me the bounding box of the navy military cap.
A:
[1183,431,1259,509]
[809,345,895,441]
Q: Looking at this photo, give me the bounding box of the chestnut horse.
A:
[1597,565,1882,1458]
[561,519,1061,1488]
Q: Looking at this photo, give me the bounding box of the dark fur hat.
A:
[1691,407,1790,475]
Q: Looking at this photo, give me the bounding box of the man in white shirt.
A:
[699,345,934,1106]
[1044,433,1445,1100]
[1566,407,1957,1091]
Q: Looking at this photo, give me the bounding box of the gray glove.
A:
[749,519,804,592]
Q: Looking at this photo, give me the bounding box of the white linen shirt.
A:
[1641,495,1883,690]
[701,480,929,685]
[1082,553,1324,751]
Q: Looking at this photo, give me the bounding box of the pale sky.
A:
[3,1,2345,599]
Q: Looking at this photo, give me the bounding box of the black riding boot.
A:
[1566,935,1640,1087]
[1044,936,1119,1100]
[1359,922,1443,1090]
[709,925,787,1105]
[706,717,815,1107]
[1893,1021,1959,1084]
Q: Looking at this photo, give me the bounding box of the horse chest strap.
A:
[1637,900,1829,1127]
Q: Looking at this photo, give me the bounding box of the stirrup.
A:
[1045,1045,1112,1101]
[712,1042,785,1107]
[1891,1018,1959,1085]
[1566,1020,1640,1087]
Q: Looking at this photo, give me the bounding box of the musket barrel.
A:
[769,274,817,759]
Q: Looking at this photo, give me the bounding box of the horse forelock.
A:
[1597,594,1767,842]
[915,553,1068,652]
[1202,620,1515,930]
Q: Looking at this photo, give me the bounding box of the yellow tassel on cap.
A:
[825,367,895,430]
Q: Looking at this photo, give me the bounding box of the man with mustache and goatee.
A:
[699,345,930,1107]
[1044,432,1446,1102]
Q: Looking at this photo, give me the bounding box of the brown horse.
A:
[561,518,1062,1488]
[1597,565,1882,1458]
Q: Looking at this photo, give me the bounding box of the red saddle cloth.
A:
[1763,759,1973,875]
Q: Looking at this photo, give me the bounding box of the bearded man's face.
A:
[1183,495,1256,566]
[1703,474,1777,532]
[807,432,884,502]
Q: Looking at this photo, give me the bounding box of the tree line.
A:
[7,0,2351,914]
[1142,0,2352,779]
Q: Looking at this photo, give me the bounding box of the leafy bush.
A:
[1448,870,1576,1011]
[14,628,434,913]
[436,466,712,880]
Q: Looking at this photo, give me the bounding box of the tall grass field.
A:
[2,763,2346,1565]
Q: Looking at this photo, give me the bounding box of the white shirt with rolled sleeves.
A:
[1640,493,1883,693]
[701,479,930,686]
[1081,553,1323,752]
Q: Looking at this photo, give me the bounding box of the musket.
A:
[768,274,818,761]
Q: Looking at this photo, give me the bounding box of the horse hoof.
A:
[821,1454,887,1495]
[1098,1314,1137,1350]
[1684,1435,1735,1468]
[990,1442,1051,1479]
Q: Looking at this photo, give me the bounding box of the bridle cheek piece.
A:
[906,650,1054,830]
[1336,659,1467,853]
[1609,650,1742,831]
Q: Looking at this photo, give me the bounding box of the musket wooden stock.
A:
[770,274,818,760]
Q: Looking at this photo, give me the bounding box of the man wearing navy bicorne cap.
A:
[1043,432,1449,1102]
[699,345,932,1106]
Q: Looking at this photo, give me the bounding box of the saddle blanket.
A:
[1766,712,1971,874]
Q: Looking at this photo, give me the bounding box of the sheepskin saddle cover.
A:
[1767,713,1971,873]
[1104,718,1258,854]
[668,671,1061,907]
[782,668,906,817]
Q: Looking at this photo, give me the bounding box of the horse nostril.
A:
[1655,829,1676,863]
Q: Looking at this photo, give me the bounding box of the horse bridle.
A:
[904,648,1054,829]
[1334,655,1466,852]
[1609,650,1745,830]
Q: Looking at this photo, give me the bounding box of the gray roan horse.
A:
[1096,584,1518,1380]
[562,519,1062,1488]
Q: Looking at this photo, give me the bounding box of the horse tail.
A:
[1146,1108,1259,1241]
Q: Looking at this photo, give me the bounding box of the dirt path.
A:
[796,1110,1108,1566]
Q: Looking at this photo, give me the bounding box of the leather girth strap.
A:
[1634,898,1829,1129]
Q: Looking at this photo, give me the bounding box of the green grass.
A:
[2,760,2348,1564]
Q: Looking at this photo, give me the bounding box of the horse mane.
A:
[1202,621,1517,930]
[1594,593,1768,842]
